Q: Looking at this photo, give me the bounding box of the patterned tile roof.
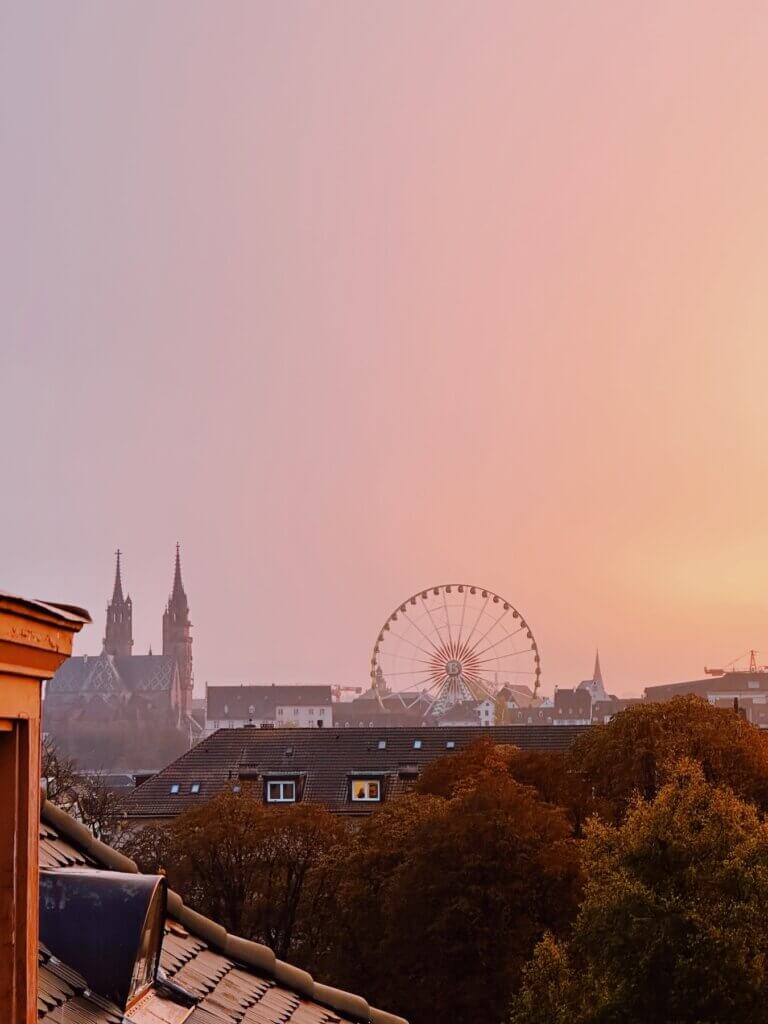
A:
[125,725,589,818]
[47,652,178,695]
[38,803,406,1024]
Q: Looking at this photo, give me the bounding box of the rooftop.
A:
[124,725,589,818]
[38,800,406,1024]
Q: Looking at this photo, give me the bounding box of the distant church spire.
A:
[593,649,603,686]
[163,543,193,718]
[103,549,133,657]
[171,542,186,606]
[112,548,125,603]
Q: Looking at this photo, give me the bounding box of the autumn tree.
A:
[510,761,768,1024]
[418,737,594,835]
[121,791,347,959]
[568,694,768,821]
[312,776,580,1024]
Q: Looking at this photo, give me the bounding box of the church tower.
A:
[162,544,193,717]
[103,549,133,657]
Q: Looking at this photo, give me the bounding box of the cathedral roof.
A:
[46,651,178,695]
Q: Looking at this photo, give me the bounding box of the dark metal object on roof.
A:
[39,867,166,1010]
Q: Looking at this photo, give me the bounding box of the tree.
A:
[418,738,594,836]
[41,735,79,806]
[568,695,768,822]
[312,777,581,1024]
[42,737,126,842]
[121,791,347,959]
[510,761,768,1024]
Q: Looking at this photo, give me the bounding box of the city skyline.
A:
[5,4,768,695]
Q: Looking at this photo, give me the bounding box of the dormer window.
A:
[190,782,201,795]
[169,783,180,795]
[351,779,381,802]
[267,780,296,803]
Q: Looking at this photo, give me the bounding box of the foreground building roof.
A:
[38,800,407,1024]
[124,724,589,819]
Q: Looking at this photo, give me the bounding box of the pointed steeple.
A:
[103,549,133,657]
[111,549,125,605]
[593,649,603,686]
[171,542,185,602]
[163,543,193,718]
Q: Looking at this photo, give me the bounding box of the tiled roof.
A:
[124,725,589,818]
[39,945,123,1023]
[38,802,407,1024]
[206,685,333,721]
[47,652,177,695]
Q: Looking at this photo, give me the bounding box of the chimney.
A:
[0,591,89,1023]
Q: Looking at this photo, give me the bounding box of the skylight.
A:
[190,782,201,794]
[413,739,423,749]
[169,783,180,794]
[377,739,387,749]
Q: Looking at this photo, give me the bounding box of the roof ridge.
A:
[40,800,407,1024]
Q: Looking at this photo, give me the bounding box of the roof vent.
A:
[39,868,166,1010]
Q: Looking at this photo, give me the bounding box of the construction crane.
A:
[705,649,762,676]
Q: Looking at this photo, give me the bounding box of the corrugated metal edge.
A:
[40,800,407,1024]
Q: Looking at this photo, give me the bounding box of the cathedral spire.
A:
[112,549,125,605]
[593,649,603,686]
[103,549,133,657]
[171,542,185,602]
[163,543,193,718]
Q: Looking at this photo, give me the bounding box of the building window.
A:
[267,780,296,803]
[351,779,381,802]
[377,739,387,749]
[446,740,455,749]
[308,709,314,716]
[277,707,283,716]
[413,739,423,749]
[190,782,201,794]
[318,708,326,716]
[169,783,180,794]
[248,705,255,716]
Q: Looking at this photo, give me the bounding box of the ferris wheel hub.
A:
[445,659,462,677]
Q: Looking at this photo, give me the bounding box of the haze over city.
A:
[4,3,768,695]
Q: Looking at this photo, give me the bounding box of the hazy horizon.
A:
[4,4,768,697]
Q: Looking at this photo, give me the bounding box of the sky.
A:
[3,3,768,697]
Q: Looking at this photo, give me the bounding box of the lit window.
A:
[351,779,381,802]
[190,782,201,794]
[377,739,387,749]
[413,739,422,749]
[169,783,180,794]
[267,780,296,803]
[446,740,455,749]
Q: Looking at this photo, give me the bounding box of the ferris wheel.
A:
[371,584,541,713]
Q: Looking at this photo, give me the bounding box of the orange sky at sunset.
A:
[3,4,768,696]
